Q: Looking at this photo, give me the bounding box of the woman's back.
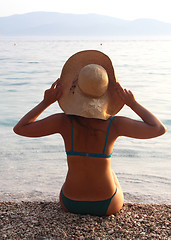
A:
[61,115,118,201]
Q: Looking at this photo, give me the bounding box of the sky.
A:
[1,0,171,23]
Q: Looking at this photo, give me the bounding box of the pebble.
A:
[108,229,114,234]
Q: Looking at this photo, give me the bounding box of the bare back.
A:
[61,115,118,201]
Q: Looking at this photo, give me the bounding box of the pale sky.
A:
[1,0,171,23]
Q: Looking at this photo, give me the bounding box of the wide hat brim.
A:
[58,50,124,120]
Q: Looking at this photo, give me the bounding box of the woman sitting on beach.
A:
[13,50,166,216]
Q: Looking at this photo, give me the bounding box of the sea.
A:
[0,36,170,204]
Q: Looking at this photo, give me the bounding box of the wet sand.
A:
[0,201,170,239]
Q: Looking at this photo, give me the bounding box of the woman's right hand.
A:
[14,78,64,137]
[43,78,63,106]
[115,82,136,107]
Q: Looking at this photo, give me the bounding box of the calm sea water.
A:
[0,37,170,203]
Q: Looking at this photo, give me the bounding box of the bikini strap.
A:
[103,116,115,154]
[69,115,114,156]
[70,116,73,152]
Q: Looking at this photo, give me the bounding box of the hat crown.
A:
[78,64,108,98]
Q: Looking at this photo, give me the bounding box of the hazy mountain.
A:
[0,12,171,36]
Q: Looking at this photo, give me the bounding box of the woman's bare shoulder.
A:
[112,115,166,139]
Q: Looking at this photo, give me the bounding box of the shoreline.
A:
[0,201,170,239]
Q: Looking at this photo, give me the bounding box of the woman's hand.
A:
[115,82,136,107]
[43,78,63,106]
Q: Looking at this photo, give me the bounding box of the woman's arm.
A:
[13,79,64,137]
[114,83,167,139]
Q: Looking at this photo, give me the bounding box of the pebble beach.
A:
[0,201,170,239]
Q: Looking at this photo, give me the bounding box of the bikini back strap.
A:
[103,116,115,154]
[70,116,73,151]
[67,115,114,158]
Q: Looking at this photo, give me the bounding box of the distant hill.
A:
[0,12,171,36]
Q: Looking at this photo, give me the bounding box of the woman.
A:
[13,50,166,216]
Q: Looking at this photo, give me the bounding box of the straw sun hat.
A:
[58,50,124,120]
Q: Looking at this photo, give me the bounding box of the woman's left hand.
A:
[43,78,63,105]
